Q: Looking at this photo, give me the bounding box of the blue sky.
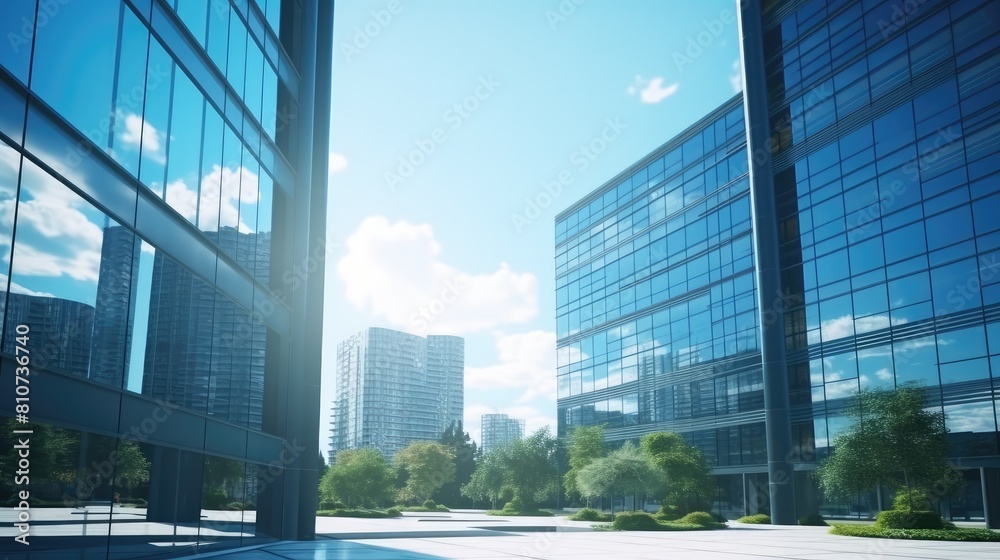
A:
[322,0,743,449]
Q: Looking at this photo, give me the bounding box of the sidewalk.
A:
[177,512,1000,560]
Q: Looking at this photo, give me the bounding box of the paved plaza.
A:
[177,512,1000,560]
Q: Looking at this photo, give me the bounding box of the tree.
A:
[499,427,560,509]
[433,421,477,507]
[576,441,662,516]
[815,386,962,506]
[317,452,329,484]
[461,450,507,509]
[640,432,714,514]
[394,441,455,504]
[320,448,395,508]
[563,424,606,504]
[462,427,559,511]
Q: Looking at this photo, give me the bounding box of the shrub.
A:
[243,502,256,510]
[941,520,956,530]
[678,511,716,526]
[317,508,401,518]
[422,499,437,509]
[830,524,1000,542]
[128,498,148,508]
[569,508,611,522]
[656,504,680,521]
[798,513,828,526]
[202,491,228,510]
[227,501,246,511]
[486,508,555,516]
[502,497,525,513]
[875,510,943,530]
[737,514,771,524]
[710,512,728,523]
[613,511,663,531]
[892,488,932,512]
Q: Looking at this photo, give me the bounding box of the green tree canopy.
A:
[462,427,559,510]
[394,441,455,504]
[432,421,477,507]
[576,441,663,514]
[815,386,962,504]
[640,432,714,513]
[500,427,559,509]
[563,424,606,503]
[320,447,395,508]
[460,449,507,508]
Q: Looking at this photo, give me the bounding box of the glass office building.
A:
[0,0,333,557]
[330,328,465,460]
[556,95,764,518]
[557,0,1000,526]
[480,413,525,455]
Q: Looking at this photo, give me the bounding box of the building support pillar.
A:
[738,0,797,525]
[983,467,1000,529]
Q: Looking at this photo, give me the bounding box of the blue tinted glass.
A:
[873,103,915,158]
[849,237,884,273]
[930,258,981,315]
[815,249,850,284]
[109,11,149,177]
[857,345,894,389]
[926,206,974,250]
[175,0,208,46]
[893,336,938,386]
[883,222,926,263]
[31,0,120,150]
[940,358,990,383]
[853,283,888,317]
[938,326,987,363]
[888,272,931,308]
[0,0,36,84]
[265,0,281,35]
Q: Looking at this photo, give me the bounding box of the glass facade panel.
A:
[0,1,329,555]
[556,0,1000,523]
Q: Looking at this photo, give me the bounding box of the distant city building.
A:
[142,227,268,430]
[330,328,465,459]
[480,414,525,455]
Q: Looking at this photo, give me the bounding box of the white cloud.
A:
[467,330,556,403]
[329,152,348,178]
[117,111,165,163]
[463,403,556,448]
[821,314,907,342]
[164,165,259,233]
[0,274,55,298]
[9,162,105,283]
[337,216,538,334]
[627,75,679,104]
[729,59,743,93]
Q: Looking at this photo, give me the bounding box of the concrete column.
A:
[737,0,797,525]
[983,467,1000,529]
[147,447,204,524]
